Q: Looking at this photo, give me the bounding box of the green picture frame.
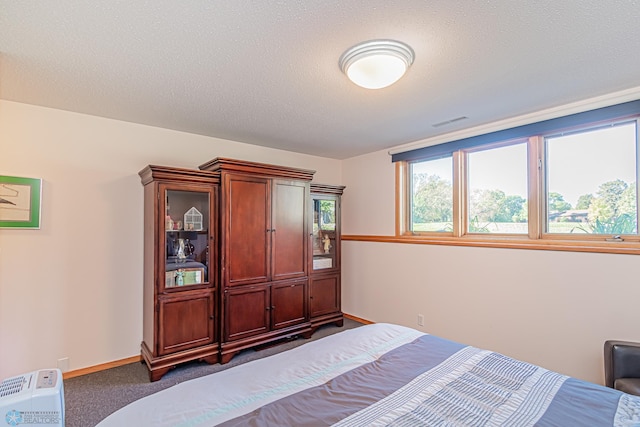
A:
[0,175,42,229]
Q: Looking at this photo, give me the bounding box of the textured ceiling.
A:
[2,1,640,159]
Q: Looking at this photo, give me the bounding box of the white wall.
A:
[340,149,640,385]
[0,100,342,379]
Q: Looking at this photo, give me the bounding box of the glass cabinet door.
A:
[312,197,337,271]
[163,188,211,289]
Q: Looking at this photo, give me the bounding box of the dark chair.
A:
[604,340,640,395]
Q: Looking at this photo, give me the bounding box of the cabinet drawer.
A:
[271,278,308,330]
[309,274,340,318]
[157,291,215,355]
[224,285,270,341]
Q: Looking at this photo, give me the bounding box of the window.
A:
[409,156,453,232]
[545,121,637,235]
[467,142,528,234]
[396,101,640,251]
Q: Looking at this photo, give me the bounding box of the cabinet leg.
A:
[202,355,219,365]
[149,366,172,382]
[220,350,240,364]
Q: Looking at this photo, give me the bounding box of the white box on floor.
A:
[0,369,64,427]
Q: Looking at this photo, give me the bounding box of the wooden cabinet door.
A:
[224,284,270,341]
[309,275,340,318]
[271,179,308,281]
[157,290,215,356]
[224,174,271,286]
[271,279,307,330]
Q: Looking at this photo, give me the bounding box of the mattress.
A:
[97,323,640,426]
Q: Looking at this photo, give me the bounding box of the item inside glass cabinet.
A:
[313,198,337,269]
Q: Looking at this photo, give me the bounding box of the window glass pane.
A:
[410,157,453,232]
[546,121,638,234]
[467,143,528,233]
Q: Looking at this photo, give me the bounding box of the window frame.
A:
[396,115,640,253]
[462,139,530,238]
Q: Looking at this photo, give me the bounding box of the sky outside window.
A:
[546,122,637,207]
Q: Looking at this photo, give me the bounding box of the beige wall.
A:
[3,95,640,387]
[340,148,640,385]
[0,100,341,379]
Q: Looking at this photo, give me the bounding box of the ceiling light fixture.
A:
[339,39,415,90]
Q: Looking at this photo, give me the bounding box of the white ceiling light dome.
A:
[339,39,415,90]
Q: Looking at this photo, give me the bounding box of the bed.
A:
[97,323,640,426]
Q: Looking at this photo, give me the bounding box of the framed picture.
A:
[0,175,42,229]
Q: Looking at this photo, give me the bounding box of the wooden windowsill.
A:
[341,234,640,255]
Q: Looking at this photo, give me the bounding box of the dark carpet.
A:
[63,319,363,427]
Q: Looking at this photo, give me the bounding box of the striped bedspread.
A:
[334,347,567,426]
[97,323,640,426]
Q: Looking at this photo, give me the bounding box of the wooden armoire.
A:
[199,158,315,363]
[139,165,220,382]
[140,158,344,380]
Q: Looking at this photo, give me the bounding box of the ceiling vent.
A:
[432,116,468,128]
